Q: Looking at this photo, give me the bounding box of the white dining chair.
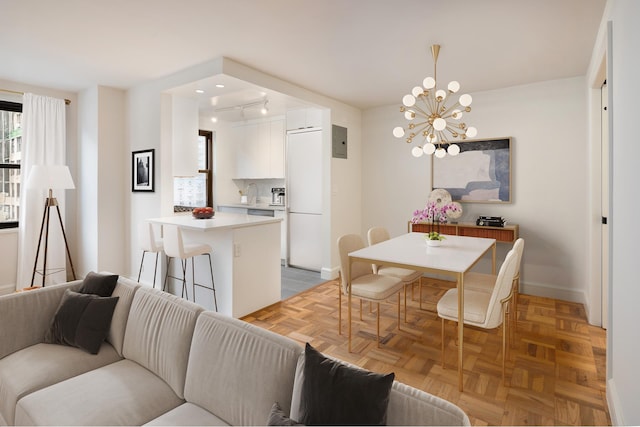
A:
[337,234,404,349]
[162,224,218,311]
[437,248,519,385]
[464,238,524,342]
[367,226,422,322]
[137,222,164,288]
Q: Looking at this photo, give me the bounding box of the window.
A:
[173,130,213,210]
[0,100,22,229]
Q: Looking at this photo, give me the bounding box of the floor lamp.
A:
[26,165,77,287]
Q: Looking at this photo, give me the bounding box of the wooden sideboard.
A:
[409,221,519,243]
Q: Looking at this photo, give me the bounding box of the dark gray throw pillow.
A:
[44,289,119,354]
[298,343,394,425]
[79,271,119,297]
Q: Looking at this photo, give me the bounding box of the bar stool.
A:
[137,222,164,288]
[162,224,218,311]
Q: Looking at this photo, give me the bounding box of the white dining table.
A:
[347,232,496,391]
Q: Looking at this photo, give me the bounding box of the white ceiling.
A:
[1,0,606,117]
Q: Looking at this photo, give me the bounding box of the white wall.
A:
[329,108,363,278]
[77,86,126,276]
[171,96,199,177]
[77,87,99,275]
[0,229,18,294]
[362,77,590,305]
[603,0,640,424]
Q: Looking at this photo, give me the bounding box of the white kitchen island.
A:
[147,212,282,318]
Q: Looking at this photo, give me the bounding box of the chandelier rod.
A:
[431,44,441,82]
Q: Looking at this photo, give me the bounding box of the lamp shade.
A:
[26,165,75,190]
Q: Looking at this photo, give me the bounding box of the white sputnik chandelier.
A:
[393,44,477,158]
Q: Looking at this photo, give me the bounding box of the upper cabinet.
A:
[233,117,285,179]
[286,108,322,131]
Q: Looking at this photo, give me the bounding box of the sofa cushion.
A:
[183,312,303,425]
[14,359,183,426]
[0,342,121,425]
[295,343,394,425]
[123,287,204,399]
[44,289,119,354]
[105,275,140,356]
[79,271,119,296]
[144,402,229,426]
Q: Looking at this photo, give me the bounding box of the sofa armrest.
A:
[0,280,82,359]
[387,381,471,426]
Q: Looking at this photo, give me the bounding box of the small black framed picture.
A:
[132,149,155,192]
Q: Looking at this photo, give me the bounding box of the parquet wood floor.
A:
[242,277,610,426]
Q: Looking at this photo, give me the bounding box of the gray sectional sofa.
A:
[0,275,470,426]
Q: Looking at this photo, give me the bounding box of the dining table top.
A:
[348,232,496,274]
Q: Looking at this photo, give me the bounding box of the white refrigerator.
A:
[287,128,323,271]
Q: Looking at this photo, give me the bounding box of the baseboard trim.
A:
[0,283,15,296]
[606,378,624,426]
[520,281,586,305]
[321,266,339,281]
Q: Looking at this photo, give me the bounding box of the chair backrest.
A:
[367,226,390,246]
[483,249,519,329]
[337,234,375,294]
[162,224,185,259]
[138,222,161,252]
[512,238,524,278]
[367,227,390,273]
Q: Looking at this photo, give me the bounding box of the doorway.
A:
[601,80,609,330]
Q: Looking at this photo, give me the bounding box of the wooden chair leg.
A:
[504,301,510,361]
[360,299,363,321]
[512,277,519,346]
[376,302,381,348]
[338,285,342,335]
[502,309,507,386]
[403,286,408,323]
[441,317,445,368]
[397,292,401,330]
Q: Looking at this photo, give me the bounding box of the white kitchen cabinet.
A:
[233,123,258,179]
[274,209,287,263]
[233,118,284,179]
[286,108,322,131]
[269,119,285,178]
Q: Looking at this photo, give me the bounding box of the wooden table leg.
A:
[492,242,497,275]
[348,257,352,353]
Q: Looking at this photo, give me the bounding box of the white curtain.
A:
[16,93,68,289]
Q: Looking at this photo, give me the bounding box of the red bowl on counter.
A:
[192,207,214,219]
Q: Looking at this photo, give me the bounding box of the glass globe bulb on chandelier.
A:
[392,44,478,158]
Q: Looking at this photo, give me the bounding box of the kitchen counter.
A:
[148,211,281,231]
[217,202,285,212]
[147,212,282,318]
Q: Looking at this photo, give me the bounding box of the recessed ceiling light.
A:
[211,117,218,123]
[215,84,225,88]
[195,89,204,94]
